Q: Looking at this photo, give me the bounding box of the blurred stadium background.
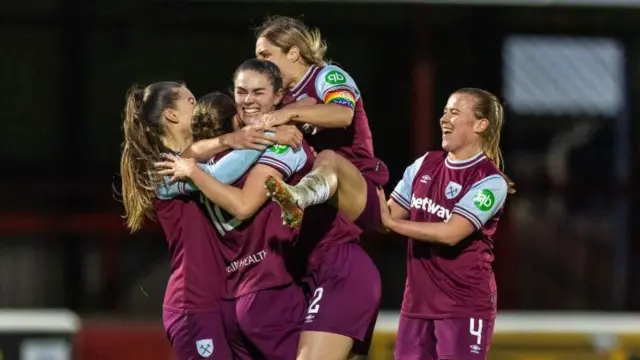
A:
[1,0,640,359]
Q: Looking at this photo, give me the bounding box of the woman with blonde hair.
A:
[256,16,389,236]
[380,88,514,360]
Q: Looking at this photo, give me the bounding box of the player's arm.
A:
[285,102,353,128]
[189,164,280,221]
[385,175,508,246]
[387,200,410,220]
[387,174,413,221]
[155,148,262,199]
[376,198,408,234]
[383,154,427,222]
[182,126,274,161]
[384,215,474,246]
[196,145,305,220]
[283,96,318,108]
[280,66,359,128]
[156,128,303,199]
[181,135,226,160]
[169,146,306,220]
[183,127,302,162]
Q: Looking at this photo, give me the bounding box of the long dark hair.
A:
[120,81,184,232]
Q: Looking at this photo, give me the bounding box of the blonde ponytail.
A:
[456,88,516,194]
[306,27,328,66]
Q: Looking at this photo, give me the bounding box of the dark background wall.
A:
[1,0,639,316]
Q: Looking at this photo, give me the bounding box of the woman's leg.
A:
[265,150,370,226]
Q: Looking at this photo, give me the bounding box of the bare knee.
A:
[314,150,340,168]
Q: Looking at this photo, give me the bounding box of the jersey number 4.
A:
[469,318,483,345]
[201,194,242,236]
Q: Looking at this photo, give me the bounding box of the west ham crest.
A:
[444,181,462,199]
[196,339,214,357]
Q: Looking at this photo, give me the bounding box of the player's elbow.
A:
[439,216,476,246]
[332,105,354,127]
[233,208,252,221]
[233,204,258,221]
[440,234,465,246]
[440,227,474,246]
[340,108,354,127]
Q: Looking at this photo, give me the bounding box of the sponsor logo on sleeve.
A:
[324,69,346,85]
[473,189,495,211]
[268,144,290,154]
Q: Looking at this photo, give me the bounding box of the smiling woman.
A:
[442,88,515,193]
[152,59,313,360]
[120,81,195,232]
[254,16,391,241]
[232,59,284,126]
[118,81,235,360]
[380,87,513,360]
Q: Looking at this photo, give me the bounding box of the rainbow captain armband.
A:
[323,89,356,109]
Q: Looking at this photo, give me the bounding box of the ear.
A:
[273,89,284,106]
[163,108,179,124]
[286,45,300,62]
[474,118,489,134]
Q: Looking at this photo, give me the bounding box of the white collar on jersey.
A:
[445,151,486,170]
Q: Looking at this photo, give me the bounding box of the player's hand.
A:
[376,188,393,228]
[154,153,198,182]
[261,109,294,129]
[223,126,274,150]
[273,125,303,150]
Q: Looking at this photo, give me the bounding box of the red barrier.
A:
[76,322,173,360]
[0,213,160,235]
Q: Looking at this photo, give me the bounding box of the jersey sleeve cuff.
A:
[257,157,293,178]
[452,205,483,230]
[390,192,411,211]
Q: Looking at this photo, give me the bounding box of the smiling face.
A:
[233,69,282,126]
[439,92,488,153]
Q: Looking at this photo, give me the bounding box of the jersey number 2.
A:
[307,287,324,314]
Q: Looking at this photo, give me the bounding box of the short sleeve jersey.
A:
[391,151,508,319]
[282,65,384,180]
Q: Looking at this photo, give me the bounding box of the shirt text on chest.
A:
[411,194,452,221]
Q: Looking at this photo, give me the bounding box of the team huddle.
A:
[119,16,513,360]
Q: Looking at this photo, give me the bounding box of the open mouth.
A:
[442,128,453,135]
[242,108,262,119]
[243,108,261,116]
